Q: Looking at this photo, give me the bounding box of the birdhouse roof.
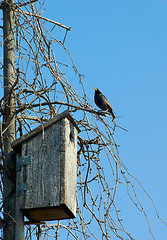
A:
[12,110,80,151]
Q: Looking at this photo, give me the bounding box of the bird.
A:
[94,87,115,119]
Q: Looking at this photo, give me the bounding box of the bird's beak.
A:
[94,87,97,90]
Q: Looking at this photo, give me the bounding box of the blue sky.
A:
[0,0,167,239]
[44,1,167,239]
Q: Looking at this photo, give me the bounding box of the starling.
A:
[94,88,115,119]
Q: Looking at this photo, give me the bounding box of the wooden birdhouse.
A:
[12,110,80,222]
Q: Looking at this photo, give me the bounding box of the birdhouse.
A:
[12,110,80,222]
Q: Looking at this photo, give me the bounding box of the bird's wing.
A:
[105,99,115,118]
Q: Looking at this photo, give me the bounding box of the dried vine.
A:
[0,0,166,239]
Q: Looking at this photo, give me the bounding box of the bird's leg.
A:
[97,110,107,116]
[97,110,104,114]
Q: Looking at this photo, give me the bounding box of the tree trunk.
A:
[2,1,17,239]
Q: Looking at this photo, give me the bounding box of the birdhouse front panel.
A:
[13,111,79,222]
